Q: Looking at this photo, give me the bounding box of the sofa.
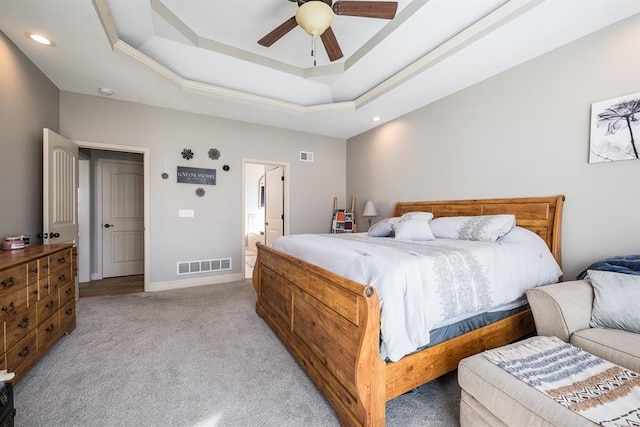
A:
[458,273,640,426]
[526,277,640,372]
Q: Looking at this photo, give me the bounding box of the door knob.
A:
[104,224,114,228]
[50,233,60,238]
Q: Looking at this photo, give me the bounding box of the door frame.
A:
[76,140,151,292]
[241,159,289,279]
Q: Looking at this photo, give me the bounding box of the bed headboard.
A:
[394,195,564,266]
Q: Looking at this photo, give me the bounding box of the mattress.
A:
[272,227,562,361]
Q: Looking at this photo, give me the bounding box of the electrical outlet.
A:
[179,209,194,218]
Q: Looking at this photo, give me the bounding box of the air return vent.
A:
[177,258,232,275]
[299,151,314,162]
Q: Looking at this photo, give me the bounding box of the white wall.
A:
[347,14,640,280]
[0,30,59,240]
[60,92,346,288]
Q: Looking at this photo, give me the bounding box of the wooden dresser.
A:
[0,244,76,382]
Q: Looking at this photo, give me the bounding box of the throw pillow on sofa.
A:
[587,269,640,334]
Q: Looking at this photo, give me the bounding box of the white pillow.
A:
[393,212,435,241]
[588,269,640,334]
[429,214,515,241]
[367,217,400,237]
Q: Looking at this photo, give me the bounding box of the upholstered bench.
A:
[459,337,604,427]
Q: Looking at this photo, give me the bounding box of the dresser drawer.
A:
[38,277,51,298]
[27,284,39,307]
[59,281,75,306]
[49,266,72,292]
[37,256,50,281]
[26,261,38,285]
[36,293,59,325]
[49,250,71,275]
[0,265,27,293]
[60,299,76,334]
[5,307,36,352]
[0,288,28,320]
[6,330,36,374]
[37,314,61,353]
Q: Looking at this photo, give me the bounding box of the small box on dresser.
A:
[0,244,76,382]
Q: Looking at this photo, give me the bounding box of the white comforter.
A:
[271,227,562,362]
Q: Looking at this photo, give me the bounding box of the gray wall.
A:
[59,92,346,285]
[0,31,59,240]
[347,14,640,280]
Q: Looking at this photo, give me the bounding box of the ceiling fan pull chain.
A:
[311,36,317,67]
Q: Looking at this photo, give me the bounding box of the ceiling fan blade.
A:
[258,16,298,47]
[320,27,343,62]
[332,1,398,19]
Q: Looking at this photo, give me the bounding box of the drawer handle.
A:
[45,324,55,333]
[32,289,38,296]
[18,318,30,328]
[58,275,66,282]
[18,346,30,358]
[31,267,38,274]
[44,284,50,290]
[65,308,73,316]
[1,302,15,313]
[43,264,49,269]
[1,277,15,287]
[65,288,73,295]
[58,257,66,264]
[45,301,55,309]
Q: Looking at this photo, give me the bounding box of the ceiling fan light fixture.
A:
[295,1,334,36]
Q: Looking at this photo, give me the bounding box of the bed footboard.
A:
[253,243,386,427]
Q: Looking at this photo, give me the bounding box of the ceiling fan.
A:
[258,0,398,64]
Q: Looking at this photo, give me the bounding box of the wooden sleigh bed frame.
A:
[252,195,564,426]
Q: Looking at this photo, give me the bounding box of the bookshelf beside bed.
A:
[252,195,564,427]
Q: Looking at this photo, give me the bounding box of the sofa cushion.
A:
[587,269,640,334]
[458,337,598,427]
[571,327,640,373]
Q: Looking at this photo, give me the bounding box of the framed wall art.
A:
[589,91,640,163]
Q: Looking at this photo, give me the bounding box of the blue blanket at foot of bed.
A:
[576,254,640,280]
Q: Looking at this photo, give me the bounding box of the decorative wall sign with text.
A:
[177,166,216,185]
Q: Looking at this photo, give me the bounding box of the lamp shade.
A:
[295,1,334,36]
[362,200,378,217]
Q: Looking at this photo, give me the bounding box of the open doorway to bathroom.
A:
[243,160,289,279]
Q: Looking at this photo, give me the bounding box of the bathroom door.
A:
[264,166,284,246]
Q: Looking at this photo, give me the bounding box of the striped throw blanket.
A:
[484,336,640,426]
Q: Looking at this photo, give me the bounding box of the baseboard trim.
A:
[90,273,102,281]
[148,273,244,292]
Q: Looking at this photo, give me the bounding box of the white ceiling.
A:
[1,0,639,139]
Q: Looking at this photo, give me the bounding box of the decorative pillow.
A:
[393,212,435,241]
[588,269,640,334]
[429,214,516,241]
[367,217,400,237]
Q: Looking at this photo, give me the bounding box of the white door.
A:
[265,166,284,246]
[101,161,144,278]
[43,129,78,245]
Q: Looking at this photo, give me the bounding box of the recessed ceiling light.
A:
[371,116,381,122]
[25,32,55,46]
[98,87,114,96]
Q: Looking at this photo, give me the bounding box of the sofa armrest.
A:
[526,280,594,342]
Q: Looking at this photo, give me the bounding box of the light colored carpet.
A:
[14,280,460,426]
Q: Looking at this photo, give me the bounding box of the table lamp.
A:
[362,200,378,230]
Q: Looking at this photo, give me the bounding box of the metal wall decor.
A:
[222,164,230,171]
[161,172,169,179]
[195,188,206,197]
[181,149,194,160]
[208,148,221,160]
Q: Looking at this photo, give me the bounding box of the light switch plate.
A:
[179,209,194,218]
